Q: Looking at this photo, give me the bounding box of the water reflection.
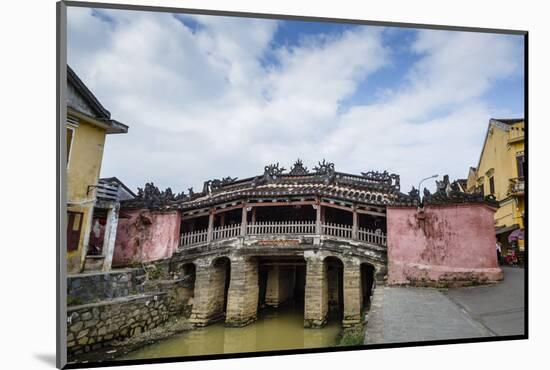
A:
[122,303,341,360]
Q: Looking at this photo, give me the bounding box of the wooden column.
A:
[102,203,120,272]
[207,210,214,242]
[315,202,321,235]
[352,207,358,240]
[241,205,248,236]
[251,207,256,224]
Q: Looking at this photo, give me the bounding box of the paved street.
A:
[365,267,525,344]
[444,266,525,336]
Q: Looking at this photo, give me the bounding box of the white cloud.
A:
[67,8,523,194]
[328,30,523,189]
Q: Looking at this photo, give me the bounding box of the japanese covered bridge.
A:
[117,159,495,328]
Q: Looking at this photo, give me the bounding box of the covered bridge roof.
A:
[122,159,419,211]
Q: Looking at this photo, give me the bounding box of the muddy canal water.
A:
[121,304,342,360]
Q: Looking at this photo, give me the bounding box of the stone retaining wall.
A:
[67,293,169,357]
[144,279,195,318]
[67,269,146,305]
[67,278,193,358]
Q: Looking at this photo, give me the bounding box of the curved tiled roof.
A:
[174,176,400,210]
[122,160,419,210]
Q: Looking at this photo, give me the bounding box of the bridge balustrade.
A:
[179,221,387,248]
[247,220,316,235]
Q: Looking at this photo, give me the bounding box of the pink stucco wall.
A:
[387,204,502,286]
[112,209,181,267]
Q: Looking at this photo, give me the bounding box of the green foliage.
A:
[146,264,167,280]
[67,295,84,306]
[337,326,364,346]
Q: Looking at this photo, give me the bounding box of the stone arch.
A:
[324,256,344,321]
[211,256,231,315]
[179,262,196,318]
[181,262,196,284]
[360,262,376,310]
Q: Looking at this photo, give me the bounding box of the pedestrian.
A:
[496,241,502,265]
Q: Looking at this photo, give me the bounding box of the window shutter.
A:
[67,211,83,251]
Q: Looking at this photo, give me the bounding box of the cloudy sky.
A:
[67,7,524,194]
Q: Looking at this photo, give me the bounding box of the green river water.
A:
[121,304,342,361]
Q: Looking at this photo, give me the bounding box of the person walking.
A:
[496,241,502,265]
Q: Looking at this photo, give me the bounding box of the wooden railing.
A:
[322,222,353,239]
[179,221,386,247]
[88,180,119,201]
[247,221,316,235]
[212,224,241,241]
[357,228,386,246]
[179,229,208,247]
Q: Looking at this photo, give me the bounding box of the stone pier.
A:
[180,245,385,330]
[189,258,229,326]
[265,265,296,308]
[225,256,259,327]
[304,253,328,328]
[343,259,363,327]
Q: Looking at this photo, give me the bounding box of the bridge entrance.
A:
[325,257,344,321]
[214,257,231,315]
[361,263,375,310]
[257,256,307,313]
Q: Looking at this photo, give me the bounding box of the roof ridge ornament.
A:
[421,174,498,206]
[313,159,336,185]
[408,186,420,201]
[313,159,335,175]
[289,158,309,175]
[203,176,238,195]
[130,182,187,209]
[264,162,286,180]
[361,170,400,190]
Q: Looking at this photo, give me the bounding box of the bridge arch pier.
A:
[225,255,259,327]
[188,256,231,327]
[181,242,386,329]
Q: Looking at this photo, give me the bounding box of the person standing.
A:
[496,241,502,265]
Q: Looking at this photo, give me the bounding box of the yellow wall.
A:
[474,120,524,229]
[67,118,107,272]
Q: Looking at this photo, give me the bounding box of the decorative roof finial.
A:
[289,158,309,175]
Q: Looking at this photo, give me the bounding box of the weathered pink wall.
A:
[387,204,502,286]
[112,209,181,267]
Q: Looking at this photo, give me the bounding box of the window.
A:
[67,127,75,166]
[489,176,495,195]
[516,154,525,179]
[67,211,83,251]
[67,116,78,167]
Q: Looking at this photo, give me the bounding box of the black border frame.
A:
[57,1,528,369]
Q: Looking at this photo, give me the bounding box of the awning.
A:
[495,224,519,235]
[508,228,525,242]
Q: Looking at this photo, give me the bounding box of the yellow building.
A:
[467,118,525,256]
[66,66,128,273]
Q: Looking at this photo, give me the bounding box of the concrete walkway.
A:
[365,267,525,344]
